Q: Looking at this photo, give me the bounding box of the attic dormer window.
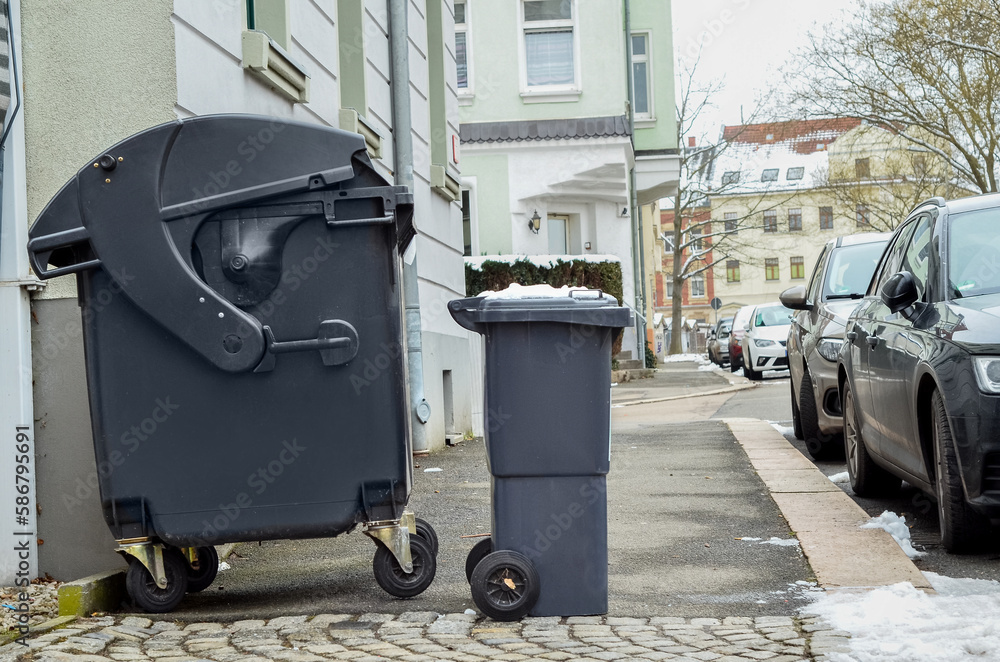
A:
[721,171,740,186]
[761,168,779,182]
[786,167,804,180]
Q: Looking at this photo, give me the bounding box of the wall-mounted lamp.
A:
[528,209,541,234]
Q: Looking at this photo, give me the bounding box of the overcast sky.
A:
[670,0,859,141]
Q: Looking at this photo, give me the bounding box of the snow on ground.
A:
[698,361,724,372]
[662,353,710,364]
[828,471,850,483]
[770,422,795,437]
[465,254,620,270]
[737,536,801,547]
[803,572,1000,661]
[861,511,925,559]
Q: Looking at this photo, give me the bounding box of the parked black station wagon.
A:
[839,194,1000,552]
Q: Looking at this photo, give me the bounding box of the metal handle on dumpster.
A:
[254,319,360,373]
[569,289,606,300]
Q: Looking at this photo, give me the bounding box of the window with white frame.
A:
[522,0,576,89]
[690,273,706,298]
[631,32,652,119]
[455,1,469,92]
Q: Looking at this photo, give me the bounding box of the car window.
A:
[823,240,889,300]
[873,221,917,296]
[733,306,753,330]
[898,214,933,301]
[807,246,828,304]
[949,207,1000,298]
[753,305,794,327]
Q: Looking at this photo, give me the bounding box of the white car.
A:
[740,302,794,380]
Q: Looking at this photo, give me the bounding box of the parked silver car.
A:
[707,316,734,366]
[780,232,890,459]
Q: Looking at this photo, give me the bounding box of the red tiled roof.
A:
[722,118,862,155]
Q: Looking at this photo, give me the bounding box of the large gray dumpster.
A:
[27,115,437,612]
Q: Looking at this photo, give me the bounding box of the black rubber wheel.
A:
[843,380,899,497]
[373,535,436,598]
[470,550,540,622]
[790,376,804,440]
[800,371,842,460]
[414,518,439,557]
[744,351,762,380]
[932,390,988,553]
[465,537,493,583]
[185,546,219,593]
[125,548,189,613]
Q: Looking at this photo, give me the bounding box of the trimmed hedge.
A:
[465,257,626,357]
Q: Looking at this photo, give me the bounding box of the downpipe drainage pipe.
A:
[388,0,431,452]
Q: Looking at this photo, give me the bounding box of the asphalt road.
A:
[714,371,1000,583]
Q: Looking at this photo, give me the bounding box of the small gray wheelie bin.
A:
[26,115,438,613]
[449,289,631,620]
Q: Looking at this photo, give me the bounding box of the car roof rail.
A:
[909,197,946,215]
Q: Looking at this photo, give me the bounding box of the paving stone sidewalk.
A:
[5,612,850,662]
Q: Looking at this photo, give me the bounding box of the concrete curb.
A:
[56,544,240,616]
[57,569,127,617]
[723,418,933,593]
[613,382,757,407]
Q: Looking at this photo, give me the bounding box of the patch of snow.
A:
[828,471,850,483]
[464,609,477,616]
[218,561,231,571]
[465,254,620,270]
[480,283,598,300]
[760,537,800,547]
[698,362,723,372]
[424,467,443,473]
[662,353,710,364]
[802,573,1000,661]
[769,423,795,437]
[861,511,925,559]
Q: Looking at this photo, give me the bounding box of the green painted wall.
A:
[459,0,627,123]
[22,0,178,300]
[630,0,677,152]
[464,153,512,254]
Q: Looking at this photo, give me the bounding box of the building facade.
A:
[457,0,679,359]
[1,0,475,583]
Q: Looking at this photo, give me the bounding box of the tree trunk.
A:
[668,205,685,355]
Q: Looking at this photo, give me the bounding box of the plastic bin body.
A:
[450,294,630,617]
[28,115,415,547]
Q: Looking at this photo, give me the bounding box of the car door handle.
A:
[866,335,879,348]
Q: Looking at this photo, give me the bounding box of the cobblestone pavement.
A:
[4,612,851,662]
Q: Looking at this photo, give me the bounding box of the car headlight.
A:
[973,357,1000,394]
[754,339,775,348]
[817,338,844,363]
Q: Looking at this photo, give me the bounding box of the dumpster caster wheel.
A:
[465,538,493,583]
[414,517,439,556]
[373,535,436,598]
[186,546,219,593]
[470,550,539,621]
[125,549,189,613]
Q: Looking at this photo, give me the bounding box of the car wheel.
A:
[800,371,842,460]
[932,390,988,553]
[843,379,899,497]
[743,350,761,381]
[790,377,804,440]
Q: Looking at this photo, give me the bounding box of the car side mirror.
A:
[881,271,918,314]
[779,285,809,310]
